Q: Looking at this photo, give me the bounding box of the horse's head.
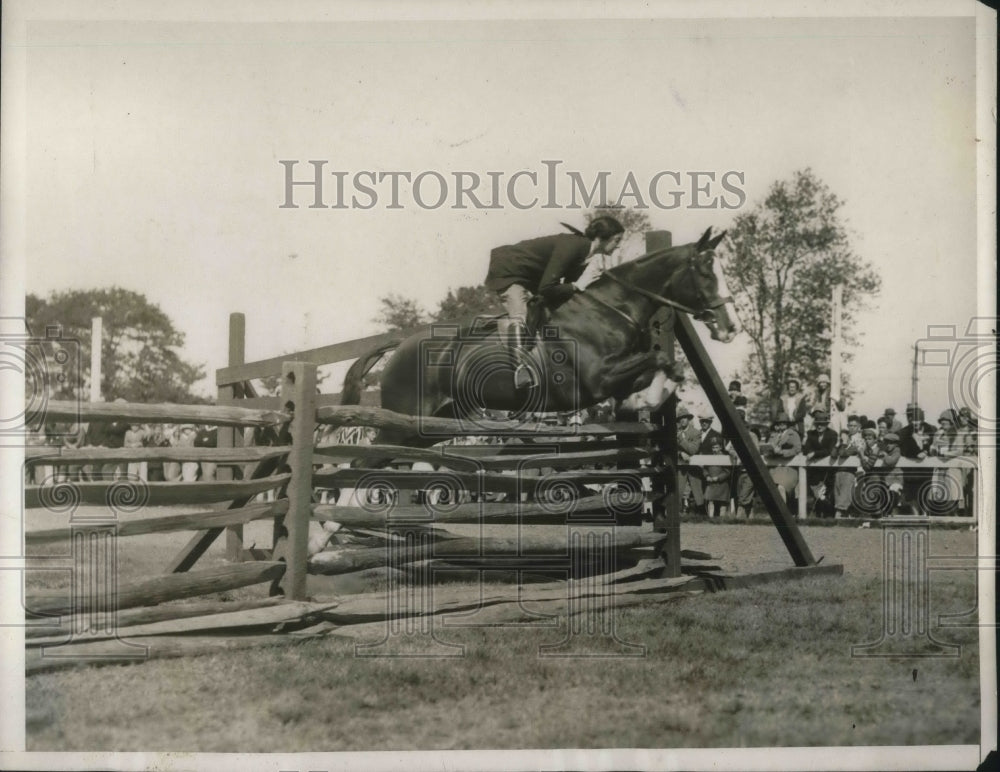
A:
[672,227,738,343]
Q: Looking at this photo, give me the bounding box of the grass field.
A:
[23,509,981,751]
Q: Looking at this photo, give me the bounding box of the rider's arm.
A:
[537,237,590,301]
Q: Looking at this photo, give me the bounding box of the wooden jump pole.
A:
[645,229,682,578]
[220,312,247,562]
[673,313,816,567]
[271,361,317,599]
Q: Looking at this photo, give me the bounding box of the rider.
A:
[484,216,625,388]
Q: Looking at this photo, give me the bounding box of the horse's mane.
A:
[586,243,688,291]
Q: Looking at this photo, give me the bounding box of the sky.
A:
[4,4,995,423]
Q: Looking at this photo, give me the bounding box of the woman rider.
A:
[484,216,625,388]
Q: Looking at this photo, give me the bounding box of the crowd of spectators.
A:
[26,421,219,485]
[675,375,979,518]
[26,373,980,521]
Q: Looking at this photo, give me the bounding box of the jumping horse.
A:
[342,227,737,443]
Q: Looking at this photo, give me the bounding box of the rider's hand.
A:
[542,284,577,304]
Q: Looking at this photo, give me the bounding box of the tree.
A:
[434,285,504,322]
[26,287,207,403]
[372,293,428,332]
[720,169,881,411]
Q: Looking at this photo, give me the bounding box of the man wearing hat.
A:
[805,374,845,433]
[697,413,724,455]
[896,406,936,514]
[683,412,723,516]
[676,405,705,515]
[882,408,903,433]
[802,409,838,516]
[728,380,742,402]
[898,406,936,460]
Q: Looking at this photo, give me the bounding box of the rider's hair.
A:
[583,216,625,241]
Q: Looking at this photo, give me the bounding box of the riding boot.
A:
[507,322,537,389]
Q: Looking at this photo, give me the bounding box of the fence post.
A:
[797,464,808,519]
[645,230,681,578]
[272,361,316,599]
[220,313,246,562]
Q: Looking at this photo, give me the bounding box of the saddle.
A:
[467,300,549,340]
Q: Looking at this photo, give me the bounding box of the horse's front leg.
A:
[595,350,683,405]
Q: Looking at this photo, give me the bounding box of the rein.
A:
[602,268,732,315]
[579,291,644,333]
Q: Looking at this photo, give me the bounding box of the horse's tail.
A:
[340,338,403,405]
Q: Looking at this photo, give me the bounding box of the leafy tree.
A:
[372,293,428,332]
[720,168,881,410]
[434,285,504,322]
[26,287,207,403]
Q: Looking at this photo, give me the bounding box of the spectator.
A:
[802,409,838,516]
[854,426,884,516]
[86,410,129,480]
[728,419,761,519]
[26,426,51,486]
[58,421,85,483]
[955,407,977,455]
[876,416,890,440]
[697,413,724,454]
[676,405,704,515]
[898,406,935,459]
[727,380,742,402]
[878,432,904,515]
[703,437,731,518]
[144,424,170,482]
[194,425,219,481]
[175,425,199,481]
[759,412,801,504]
[773,377,809,436]
[929,409,966,514]
[832,415,865,518]
[160,424,182,482]
[804,374,845,433]
[883,408,903,433]
[124,423,147,481]
[898,406,936,513]
[955,407,977,511]
[689,412,724,516]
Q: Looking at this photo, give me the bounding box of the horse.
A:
[342,227,737,443]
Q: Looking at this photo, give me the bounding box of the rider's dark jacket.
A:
[485,234,591,301]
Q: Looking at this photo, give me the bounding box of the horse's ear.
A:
[707,230,727,251]
[696,227,713,252]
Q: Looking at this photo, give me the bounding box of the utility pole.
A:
[911,341,919,408]
[90,317,102,402]
[830,286,843,403]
